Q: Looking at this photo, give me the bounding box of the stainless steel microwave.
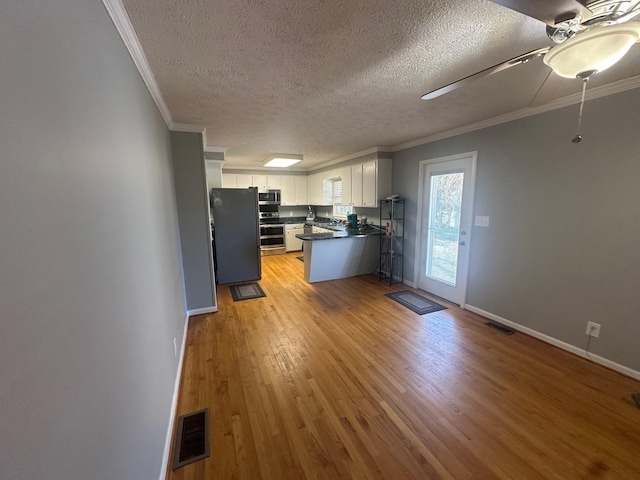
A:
[258,189,281,205]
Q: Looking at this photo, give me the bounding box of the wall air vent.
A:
[485,321,515,335]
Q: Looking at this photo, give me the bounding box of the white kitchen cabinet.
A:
[349,159,392,207]
[294,175,308,205]
[267,175,282,189]
[224,174,283,190]
[280,176,295,205]
[351,163,363,206]
[235,174,253,188]
[251,175,268,189]
[242,174,282,190]
[221,174,237,188]
[281,175,307,206]
[307,175,316,205]
[362,161,377,207]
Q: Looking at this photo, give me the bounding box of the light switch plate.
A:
[475,216,490,227]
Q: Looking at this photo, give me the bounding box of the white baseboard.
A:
[188,305,218,316]
[403,279,416,288]
[158,313,190,480]
[465,304,640,382]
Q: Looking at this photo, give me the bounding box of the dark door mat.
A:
[384,290,446,315]
[296,256,304,262]
[485,321,515,335]
[632,393,640,408]
[172,408,210,470]
[229,282,266,301]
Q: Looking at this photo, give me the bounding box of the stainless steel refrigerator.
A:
[210,187,262,284]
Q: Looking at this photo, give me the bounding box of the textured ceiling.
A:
[122,0,640,169]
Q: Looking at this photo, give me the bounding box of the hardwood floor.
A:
[167,253,640,480]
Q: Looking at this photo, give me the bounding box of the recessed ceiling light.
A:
[263,154,302,168]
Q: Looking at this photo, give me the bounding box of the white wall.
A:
[0,1,187,478]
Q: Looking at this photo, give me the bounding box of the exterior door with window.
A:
[417,153,476,306]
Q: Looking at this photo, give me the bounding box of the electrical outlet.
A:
[173,337,178,357]
[586,322,601,338]
[475,216,490,227]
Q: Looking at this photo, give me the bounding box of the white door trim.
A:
[413,151,477,308]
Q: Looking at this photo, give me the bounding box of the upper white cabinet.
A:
[224,174,281,189]
[221,157,391,207]
[280,176,295,205]
[221,174,237,188]
[252,175,281,190]
[280,176,303,205]
[362,161,377,207]
[235,174,253,188]
[307,175,316,205]
[251,175,281,189]
[294,176,308,205]
[251,175,268,189]
[349,159,392,207]
[350,163,363,207]
[267,175,282,190]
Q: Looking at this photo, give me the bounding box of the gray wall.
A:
[0,1,187,479]
[393,88,640,372]
[171,132,217,311]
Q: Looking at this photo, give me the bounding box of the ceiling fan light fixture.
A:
[543,22,640,78]
[263,154,302,168]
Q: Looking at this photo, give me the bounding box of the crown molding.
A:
[102,0,174,128]
[392,74,640,152]
[203,146,227,153]
[171,123,205,133]
[205,159,225,166]
[103,0,211,135]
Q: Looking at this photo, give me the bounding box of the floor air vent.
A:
[485,321,515,335]
[172,408,210,470]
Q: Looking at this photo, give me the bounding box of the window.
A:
[331,178,352,217]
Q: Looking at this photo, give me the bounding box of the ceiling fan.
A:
[421,0,640,141]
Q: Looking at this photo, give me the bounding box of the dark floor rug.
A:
[296,256,304,262]
[229,282,266,301]
[385,290,446,315]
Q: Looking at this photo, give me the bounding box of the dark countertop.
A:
[260,216,313,225]
[296,225,382,241]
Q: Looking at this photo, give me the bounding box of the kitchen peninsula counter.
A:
[296,226,382,283]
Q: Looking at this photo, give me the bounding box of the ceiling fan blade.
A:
[421,47,549,100]
[528,69,556,107]
[528,70,585,107]
[489,0,591,26]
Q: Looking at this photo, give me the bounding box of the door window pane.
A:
[426,172,463,285]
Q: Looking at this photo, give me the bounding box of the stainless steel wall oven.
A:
[258,203,279,220]
[259,223,285,256]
